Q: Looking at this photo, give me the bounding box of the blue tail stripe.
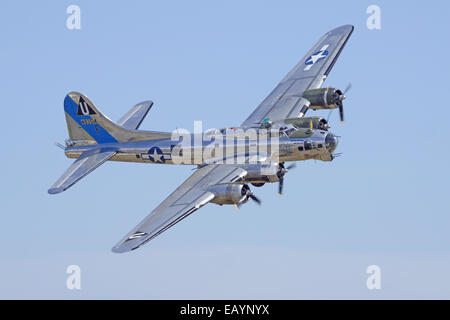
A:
[64,95,118,143]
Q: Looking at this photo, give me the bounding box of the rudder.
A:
[63,91,172,144]
[64,92,123,144]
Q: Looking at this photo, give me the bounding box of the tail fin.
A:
[64,92,170,144]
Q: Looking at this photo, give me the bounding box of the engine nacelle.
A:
[302,87,343,110]
[241,163,280,184]
[208,183,250,205]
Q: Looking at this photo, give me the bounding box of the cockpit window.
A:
[283,128,296,136]
[278,123,298,137]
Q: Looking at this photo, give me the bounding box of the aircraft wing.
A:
[112,164,247,253]
[241,25,354,127]
[117,101,153,130]
[48,148,116,194]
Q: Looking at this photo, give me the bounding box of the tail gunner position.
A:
[49,25,354,252]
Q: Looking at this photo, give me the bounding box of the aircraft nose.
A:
[325,133,338,152]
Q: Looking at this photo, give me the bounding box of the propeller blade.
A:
[338,102,344,123]
[328,85,348,124]
[249,194,262,206]
[326,109,333,123]
[343,82,352,95]
[278,177,284,196]
[286,163,296,170]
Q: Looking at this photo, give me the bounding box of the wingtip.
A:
[111,247,126,254]
[48,188,63,195]
[341,24,355,30]
[111,245,135,254]
[134,100,154,108]
[111,241,140,253]
[331,24,355,34]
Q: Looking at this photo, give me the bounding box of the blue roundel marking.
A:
[305,50,329,66]
[147,147,165,163]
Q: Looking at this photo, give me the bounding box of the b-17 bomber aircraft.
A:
[49,25,354,253]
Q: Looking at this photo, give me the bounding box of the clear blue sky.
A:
[1,0,450,299]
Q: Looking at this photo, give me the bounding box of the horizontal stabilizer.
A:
[117,101,153,130]
[48,148,116,194]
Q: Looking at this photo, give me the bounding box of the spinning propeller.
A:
[328,83,352,123]
[277,163,296,196]
[236,184,262,209]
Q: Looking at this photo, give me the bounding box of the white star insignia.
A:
[304,44,329,71]
[150,149,163,163]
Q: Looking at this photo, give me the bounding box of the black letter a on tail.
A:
[77,96,96,115]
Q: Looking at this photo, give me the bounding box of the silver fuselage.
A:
[65,128,338,165]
